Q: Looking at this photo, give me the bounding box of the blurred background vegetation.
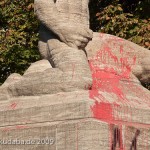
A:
[0,0,150,87]
[0,0,40,85]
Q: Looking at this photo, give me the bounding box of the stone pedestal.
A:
[0,88,150,149]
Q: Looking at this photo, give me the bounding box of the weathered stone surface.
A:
[1,0,150,99]
[0,0,150,149]
[0,119,149,149]
[0,119,110,150]
[1,73,22,87]
[0,32,150,99]
[0,85,150,127]
[23,59,52,76]
[86,33,150,83]
[124,126,150,150]
[34,0,91,49]
[34,0,93,93]
[0,73,22,101]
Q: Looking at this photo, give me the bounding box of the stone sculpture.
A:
[0,0,93,98]
[0,0,150,149]
[0,0,149,99]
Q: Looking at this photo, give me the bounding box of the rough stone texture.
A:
[34,0,93,93]
[0,120,149,150]
[0,33,150,98]
[86,33,150,84]
[0,119,111,150]
[1,73,22,87]
[0,90,150,126]
[0,90,150,149]
[0,73,22,100]
[23,59,52,76]
[0,0,150,98]
[0,0,150,149]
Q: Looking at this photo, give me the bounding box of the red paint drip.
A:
[88,34,138,150]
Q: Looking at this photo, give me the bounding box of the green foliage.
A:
[89,0,150,49]
[0,0,40,85]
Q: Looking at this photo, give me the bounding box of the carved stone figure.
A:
[0,1,150,149]
[0,0,149,98]
[0,0,94,99]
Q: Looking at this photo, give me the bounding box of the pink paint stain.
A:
[16,125,28,129]
[91,101,114,122]
[89,44,136,103]
[88,34,139,150]
[10,102,18,110]
[3,128,11,132]
[2,125,28,132]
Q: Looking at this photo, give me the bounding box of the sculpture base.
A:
[0,90,150,149]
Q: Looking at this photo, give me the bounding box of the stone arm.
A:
[34,0,93,49]
[34,0,61,35]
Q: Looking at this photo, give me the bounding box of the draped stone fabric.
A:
[0,0,149,98]
[0,1,150,149]
[0,0,93,98]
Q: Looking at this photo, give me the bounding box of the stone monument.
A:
[0,0,150,149]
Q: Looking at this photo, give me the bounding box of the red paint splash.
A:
[10,102,18,110]
[89,35,137,109]
[89,43,137,102]
[88,34,139,150]
[91,101,114,122]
